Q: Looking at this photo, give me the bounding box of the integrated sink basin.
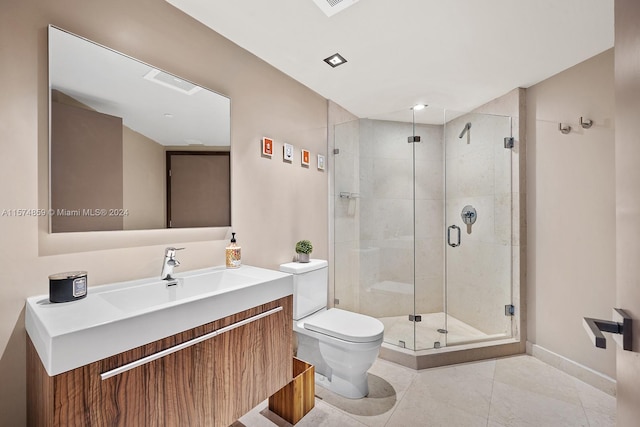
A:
[99,269,264,313]
[26,265,293,376]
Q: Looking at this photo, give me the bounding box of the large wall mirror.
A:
[48,25,231,233]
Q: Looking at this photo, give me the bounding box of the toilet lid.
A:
[304,308,384,343]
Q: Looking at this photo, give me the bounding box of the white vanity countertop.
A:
[26,265,293,376]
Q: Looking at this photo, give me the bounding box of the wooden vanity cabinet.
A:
[27,295,293,427]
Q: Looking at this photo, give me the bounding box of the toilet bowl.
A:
[280,260,384,399]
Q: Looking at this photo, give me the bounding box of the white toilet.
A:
[280,259,384,399]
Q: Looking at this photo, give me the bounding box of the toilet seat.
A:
[303,308,384,343]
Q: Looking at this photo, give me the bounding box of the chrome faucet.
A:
[161,247,184,281]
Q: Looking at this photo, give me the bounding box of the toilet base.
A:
[296,331,377,399]
[314,372,369,399]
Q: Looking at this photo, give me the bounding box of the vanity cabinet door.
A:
[27,295,293,427]
[28,323,218,426]
[213,296,293,427]
[88,334,216,426]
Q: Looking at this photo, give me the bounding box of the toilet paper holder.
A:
[583,308,632,351]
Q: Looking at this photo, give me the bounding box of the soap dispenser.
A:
[226,232,241,268]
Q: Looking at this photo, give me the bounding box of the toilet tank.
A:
[279,259,328,320]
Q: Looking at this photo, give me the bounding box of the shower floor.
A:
[379,312,506,350]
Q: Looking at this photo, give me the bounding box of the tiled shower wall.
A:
[334,118,444,318]
[333,119,361,312]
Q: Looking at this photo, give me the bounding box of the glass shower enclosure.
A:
[332,107,514,351]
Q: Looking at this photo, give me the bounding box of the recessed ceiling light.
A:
[412,104,428,111]
[323,53,347,68]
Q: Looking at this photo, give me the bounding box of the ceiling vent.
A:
[143,69,202,95]
[311,0,360,17]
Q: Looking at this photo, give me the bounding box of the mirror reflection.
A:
[48,26,231,233]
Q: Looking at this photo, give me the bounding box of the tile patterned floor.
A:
[234,355,615,427]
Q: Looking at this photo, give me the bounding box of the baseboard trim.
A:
[526,342,616,396]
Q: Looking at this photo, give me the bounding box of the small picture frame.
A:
[283,143,294,161]
[262,137,273,157]
[317,154,325,171]
[301,149,310,166]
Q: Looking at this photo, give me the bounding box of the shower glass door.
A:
[439,111,514,348]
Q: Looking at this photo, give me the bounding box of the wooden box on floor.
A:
[268,358,315,424]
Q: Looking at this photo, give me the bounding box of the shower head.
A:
[458,122,472,139]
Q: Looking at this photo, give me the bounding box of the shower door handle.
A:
[447,225,461,247]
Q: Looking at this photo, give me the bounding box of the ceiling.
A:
[50,26,230,146]
[166,0,614,123]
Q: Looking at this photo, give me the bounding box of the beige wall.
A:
[526,49,616,378]
[50,100,124,232]
[0,0,328,424]
[123,127,165,230]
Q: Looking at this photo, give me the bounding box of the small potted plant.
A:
[295,240,313,263]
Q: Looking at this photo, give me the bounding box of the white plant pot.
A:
[297,253,310,263]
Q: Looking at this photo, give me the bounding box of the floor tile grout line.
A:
[573,379,595,427]
[571,376,616,423]
[485,357,499,427]
[316,398,367,427]
[381,370,421,427]
[317,364,422,427]
[276,354,614,427]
